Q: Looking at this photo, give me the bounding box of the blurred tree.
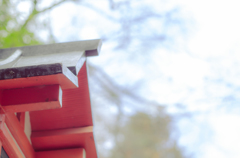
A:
[0,0,190,157]
[89,66,190,158]
[108,112,186,158]
[0,0,41,47]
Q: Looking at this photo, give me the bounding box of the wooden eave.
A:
[0,39,101,158]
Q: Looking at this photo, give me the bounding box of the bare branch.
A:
[21,0,71,30]
[81,2,119,22]
[21,0,38,29]
[39,0,68,13]
[89,64,163,108]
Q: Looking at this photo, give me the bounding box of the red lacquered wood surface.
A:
[0,61,97,158]
[5,113,36,158]
[5,113,35,158]
[0,114,25,158]
[31,126,96,158]
[2,85,62,113]
[36,148,85,158]
[30,62,93,131]
[0,73,77,90]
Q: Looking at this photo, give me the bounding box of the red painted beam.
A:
[5,113,35,158]
[1,85,62,113]
[31,126,97,158]
[36,148,85,158]
[0,114,25,158]
[32,125,92,138]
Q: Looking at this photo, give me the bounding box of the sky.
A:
[170,0,240,157]
[17,0,240,157]
[51,1,240,157]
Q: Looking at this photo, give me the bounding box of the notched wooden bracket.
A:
[68,53,86,75]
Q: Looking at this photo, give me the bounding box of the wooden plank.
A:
[31,126,92,138]
[4,51,86,75]
[31,126,97,158]
[10,51,85,70]
[1,85,62,113]
[5,113,35,158]
[0,114,25,158]
[0,63,78,89]
[36,148,85,158]
[6,51,86,75]
[0,39,101,61]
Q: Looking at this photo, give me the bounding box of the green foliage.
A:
[0,29,41,48]
[0,0,41,48]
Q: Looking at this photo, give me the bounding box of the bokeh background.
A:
[1,0,240,157]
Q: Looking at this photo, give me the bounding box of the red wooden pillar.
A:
[0,114,25,158]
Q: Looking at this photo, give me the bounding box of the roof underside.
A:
[0,39,101,158]
[30,62,93,131]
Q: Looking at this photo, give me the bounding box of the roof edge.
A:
[0,39,102,59]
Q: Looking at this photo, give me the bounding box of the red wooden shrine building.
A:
[0,39,102,158]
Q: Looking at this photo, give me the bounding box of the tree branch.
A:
[21,0,71,30]
[39,0,68,13]
[81,2,118,22]
[21,0,38,29]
